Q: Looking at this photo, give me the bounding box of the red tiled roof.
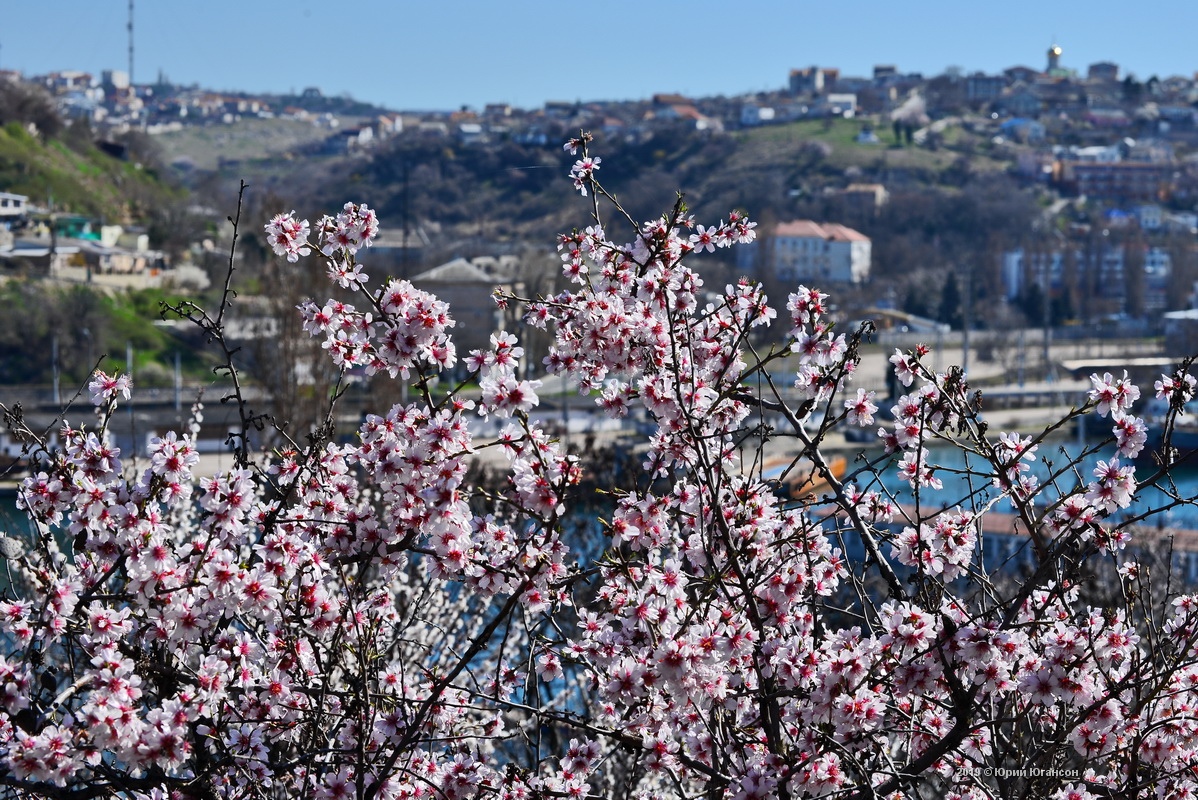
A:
[671,104,704,120]
[774,220,869,242]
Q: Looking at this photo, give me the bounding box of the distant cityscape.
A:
[7,43,1198,174]
[6,43,1198,357]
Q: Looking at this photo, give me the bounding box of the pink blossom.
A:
[264,211,312,262]
[1089,370,1141,418]
[1,133,1189,800]
[844,388,878,427]
[889,349,919,387]
[88,370,132,406]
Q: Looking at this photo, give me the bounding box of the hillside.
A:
[154,116,368,172]
[0,122,181,223]
[290,115,1026,247]
[143,110,1042,336]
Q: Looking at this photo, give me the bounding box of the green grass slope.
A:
[0,122,180,221]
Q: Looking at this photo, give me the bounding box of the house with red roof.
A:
[769,220,872,284]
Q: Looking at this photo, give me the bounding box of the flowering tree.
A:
[2,133,1198,799]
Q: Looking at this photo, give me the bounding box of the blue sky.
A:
[4,1,1198,111]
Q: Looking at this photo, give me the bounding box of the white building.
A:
[769,220,871,284]
[1134,204,1163,230]
[1068,145,1121,163]
[739,104,776,126]
[1001,244,1173,316]
[1166,211,1198,233]
[101,70,130,91]
[820,93,858,117]
[0,192,28,221]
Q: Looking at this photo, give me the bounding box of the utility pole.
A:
[127,342,135,461]
[50,213,62,279]
[52,336,60,405]
[961,265,972,377]
[1042,259,1054,382]
[401,159,410,279]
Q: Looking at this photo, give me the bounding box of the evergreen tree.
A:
[938,270,964,329]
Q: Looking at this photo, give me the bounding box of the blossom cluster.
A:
[296,279,457,377]
[2,137,1198,800]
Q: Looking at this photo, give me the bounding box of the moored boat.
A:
[762,454,848,501]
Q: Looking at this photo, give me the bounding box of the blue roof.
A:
[1000,117,1036,130]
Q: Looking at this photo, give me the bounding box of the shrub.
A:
[1,134,1197,799]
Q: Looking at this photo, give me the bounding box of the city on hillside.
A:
[5,43,1198,455]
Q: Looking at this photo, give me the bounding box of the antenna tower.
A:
[127,0,134,84]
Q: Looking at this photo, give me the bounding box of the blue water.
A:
[2,438,1196,555]
[0,492,36,541]
[859,442,1198,532]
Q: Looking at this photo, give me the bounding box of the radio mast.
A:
[127,0,134,84]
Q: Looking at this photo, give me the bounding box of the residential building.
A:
[739,104,776,126]
[766,220,871,284]
[101,70,129,93]
[1003,66,1040,84]
[1001,246,1123,316]
[998,88,1041,117]
[789,67,829,95]
[1000,117,1046,143]
[1057,161,1175,203]
[543,101,578,120]
[1166,212,1198,233]
[458,123,485,146]
[873,65,898,81]
[1069,145,1122,163]
[38,70,93,93]
[409,258,521,353]
[656,104,709,127]
[816,94,857,117]
[652,93,692,107]
[73,239,166,275]
[0,192,28,222]
[373,114,403,139]
[1088,62,1120,82]
[326,126,374,154]
[965,73,1006,103]
[1135,204,1163,230]
[1158,106,1197,130]
[366,227,433,277]
[1084,108,1130,128]
[1164,308,1198,356]
[1001,244,1173,317]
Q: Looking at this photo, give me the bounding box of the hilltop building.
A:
[1088,61,1120,82]
[789,67,838,95]
[1047,44,1063,73]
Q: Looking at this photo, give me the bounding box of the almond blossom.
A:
[1,136,1198,800]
